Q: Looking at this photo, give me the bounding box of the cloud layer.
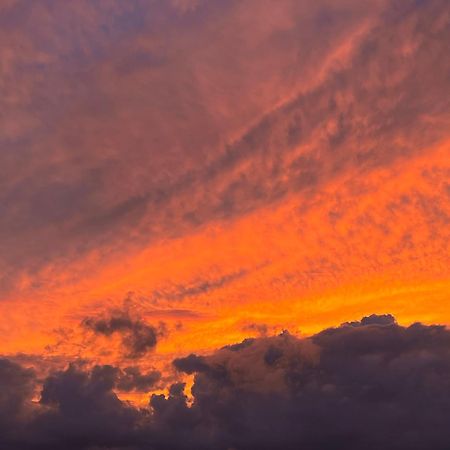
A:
[1,0,448,294]
[2,315,450,449]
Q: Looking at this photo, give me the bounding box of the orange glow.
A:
[1,140,448,390]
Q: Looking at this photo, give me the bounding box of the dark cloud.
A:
[222,337,256,352]
[343,313,396,327]
[35,364,142,450]
[172,354,209,374]
[168,315,450,450]
[0,358,36,442]
[2,315,450,448]
[83,310,165,359]
[116,366,161,392]
[263,345,284,366]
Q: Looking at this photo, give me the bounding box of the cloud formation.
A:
[159,315,450,449]
[83,309,165,359]
[0,0,449,447]
[2,315,450,449]
[0,0,448,361]
[1,0,447,297]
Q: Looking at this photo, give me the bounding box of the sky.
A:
[0,0,449,449]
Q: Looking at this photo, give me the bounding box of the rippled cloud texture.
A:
[0,0,449,448]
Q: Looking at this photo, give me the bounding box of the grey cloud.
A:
[343,313,396,327]
[173,354,209,374]
[83,310,165,359]
[116,366,161,392]
[2,314,450,448]
[0,358,36,435]
[168,314,450,450]
[35,363,142,450]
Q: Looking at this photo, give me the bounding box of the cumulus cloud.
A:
[36,364,142,449]
[168,315,450,449]
[173,353,210,374]
[1,315,450,449]
[0,358,37,445]
[116,366,161,392]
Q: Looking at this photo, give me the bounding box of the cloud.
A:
[168,315,450,449]
[2,315,450,448]
[36,363,142,450]
[0,0,449,445]
[2,0,438,294]
[0,0,447,400]
[172,354,210,374]
[343,313,396,327]
[116,366,161,392]
[83,309,165,359]
[150,269,250,303]
[0,358,36,441]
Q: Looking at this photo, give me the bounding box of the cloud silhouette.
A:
[83,309,165,359]
[1,315,450,449]
[168,315,450,449]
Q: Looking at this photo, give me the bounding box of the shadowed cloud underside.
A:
[2,316,450,449]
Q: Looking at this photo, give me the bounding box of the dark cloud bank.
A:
[2,315,450,449]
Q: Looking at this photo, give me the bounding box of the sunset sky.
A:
[0,1,449,449]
